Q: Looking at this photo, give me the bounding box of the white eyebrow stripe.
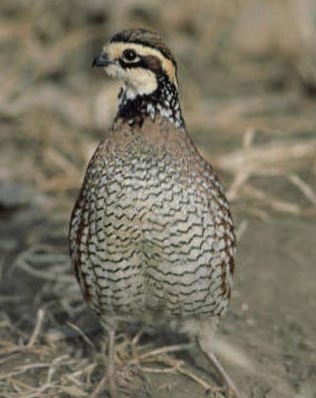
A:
[105,42,177,87]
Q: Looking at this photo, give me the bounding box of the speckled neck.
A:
[115,74,185,130]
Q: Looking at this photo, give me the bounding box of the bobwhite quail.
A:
[69,28,238,397]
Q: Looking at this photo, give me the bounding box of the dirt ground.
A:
[1,1,316,397]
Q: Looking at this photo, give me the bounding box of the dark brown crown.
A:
[110,28,177,67]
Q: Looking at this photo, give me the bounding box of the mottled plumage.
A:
[69,28,239,397]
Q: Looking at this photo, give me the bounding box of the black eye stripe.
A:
[119,55,163,72]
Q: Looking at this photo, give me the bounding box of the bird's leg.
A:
[91,326,117,398]
[196,318,242,398]
[198,343,241,398]
[107,328,116,397]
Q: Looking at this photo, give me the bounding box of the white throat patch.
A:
[123,68,158,99]
[105,63,158,100]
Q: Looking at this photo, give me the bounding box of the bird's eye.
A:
[122,49,138,62]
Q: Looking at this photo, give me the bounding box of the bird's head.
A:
[92,28,178,101]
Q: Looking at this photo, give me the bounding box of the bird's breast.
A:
[70,125,235,321]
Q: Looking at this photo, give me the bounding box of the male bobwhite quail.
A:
[69,28,239,397]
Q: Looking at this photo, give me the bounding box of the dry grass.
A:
[1,0,316,397]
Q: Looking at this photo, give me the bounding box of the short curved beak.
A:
[92,52,111,67]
